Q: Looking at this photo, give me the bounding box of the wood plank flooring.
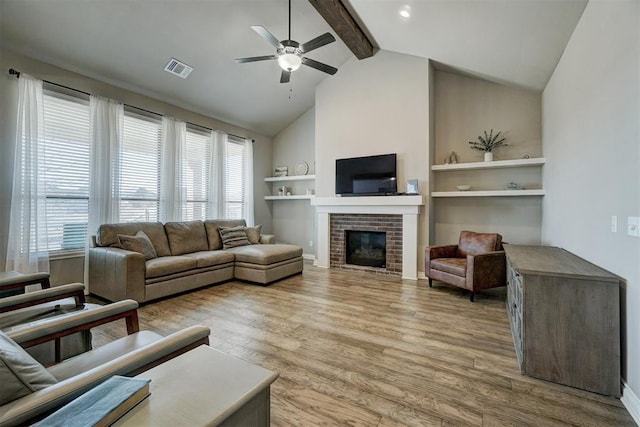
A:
[91,264,636,426]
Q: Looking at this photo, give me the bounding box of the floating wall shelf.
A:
[431,189,545,198]
[264,175,316,182]
[431,158,545,172]
[264,195,315,201]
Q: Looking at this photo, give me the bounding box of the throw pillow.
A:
[218,226,251,249]
[118,231,158,260]
[245,225,262,244]
[0,331,57,405]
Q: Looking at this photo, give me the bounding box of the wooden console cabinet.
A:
[504,245,620,397]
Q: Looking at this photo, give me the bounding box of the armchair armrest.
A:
[0,272,50,292]
[0,283,86,313]
[466,251,507,291]
[0,325,210,427]
[7,300,140,355]
[260,234,276,244]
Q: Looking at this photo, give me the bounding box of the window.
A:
[119,109,162,222]
[19,82,251,255]
[184,126,212,221]
[42,87,90,252]
[224,136,247,219]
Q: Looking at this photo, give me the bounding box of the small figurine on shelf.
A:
[444,151,458,164]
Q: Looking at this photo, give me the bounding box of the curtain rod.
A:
[8,68,255,143]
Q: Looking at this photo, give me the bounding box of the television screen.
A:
[336,153,397,196]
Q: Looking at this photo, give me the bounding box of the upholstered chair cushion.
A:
[165,221,208,256]
[219,226,251,249]
[118,231,158,261]
[457,231,503,257]
[245,225,262,244]
[0,331,57,405]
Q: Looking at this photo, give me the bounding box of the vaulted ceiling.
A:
[0,0,587,136]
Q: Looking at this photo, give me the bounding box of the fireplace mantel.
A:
[311,196,425,279]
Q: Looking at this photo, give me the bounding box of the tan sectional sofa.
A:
[89,219,303,303]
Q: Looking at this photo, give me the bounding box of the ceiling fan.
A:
[235,0,338,83]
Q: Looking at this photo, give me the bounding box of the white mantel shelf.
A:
[312,195,425,280]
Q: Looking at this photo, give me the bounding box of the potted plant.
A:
[468,129,506,161]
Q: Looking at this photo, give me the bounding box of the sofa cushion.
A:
[457,231,502,257]
[245,225,262,244]
[165,221,208,256]
[145,256,198,279]
[183,251,235,268]
[118,231,157,261]
[0,331,57,405]
[430,258,467,277]
[219,226,251,249]
[227,244,303,265]
[204,220,246,250]
[96,222,171,257]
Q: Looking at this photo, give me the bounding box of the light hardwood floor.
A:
[92,264,635,426]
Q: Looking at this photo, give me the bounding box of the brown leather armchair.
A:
[425,231,506,302]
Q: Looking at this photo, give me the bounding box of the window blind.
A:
[120,109,162,222]
[224,137,246,219]
[184,126,211,220]
[42,88,90,251]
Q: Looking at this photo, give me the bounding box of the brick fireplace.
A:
[311,196,425,279]
[330,214,402,275]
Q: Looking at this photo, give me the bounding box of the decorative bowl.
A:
[456,185,471,191]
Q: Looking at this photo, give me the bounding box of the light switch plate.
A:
[628,217,640,237]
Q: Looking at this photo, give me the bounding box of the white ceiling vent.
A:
[164,58,193,79]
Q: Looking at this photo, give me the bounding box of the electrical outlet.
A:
[309,240,314,247]
[611,216,617,232]
[628,217,640,237]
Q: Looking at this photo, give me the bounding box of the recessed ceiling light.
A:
[399,6,411,19]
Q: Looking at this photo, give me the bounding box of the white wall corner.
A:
[622,381,640,425]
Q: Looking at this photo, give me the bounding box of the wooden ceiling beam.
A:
[308,0,375,60]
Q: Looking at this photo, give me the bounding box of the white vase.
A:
[484,152,493,162]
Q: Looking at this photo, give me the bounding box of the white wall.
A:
[433,70,543,245]
[0,48,273,284]
[315,50,431,272]
[542,0,639,406]
[271,107,316,256]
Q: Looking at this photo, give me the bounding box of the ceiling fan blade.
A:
[280,70,291,84]
[235,55,278,63]
[300,33,336,53]
[302,57,338,75]
[251,25,283,49]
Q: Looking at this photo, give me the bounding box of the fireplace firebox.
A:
[345,231,386,268]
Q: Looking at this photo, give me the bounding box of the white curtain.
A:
[160,117,186,222]
[242,138,254,226]
[6,75,49,274]
[85,95,123,283]
[207,130,227,219]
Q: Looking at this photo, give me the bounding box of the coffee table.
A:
[113,345,278,426]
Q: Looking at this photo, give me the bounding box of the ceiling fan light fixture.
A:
[278,52,302,72]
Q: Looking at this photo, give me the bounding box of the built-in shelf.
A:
[264,174,316,182]
[431,158,545,172]
[264,195,314,200]
[431,189,545,197]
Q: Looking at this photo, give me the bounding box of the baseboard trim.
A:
[622,380,640,424]
[417,272,427,280]
[302,254,316,261]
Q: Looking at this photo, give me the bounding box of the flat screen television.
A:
[335,153,397,196]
